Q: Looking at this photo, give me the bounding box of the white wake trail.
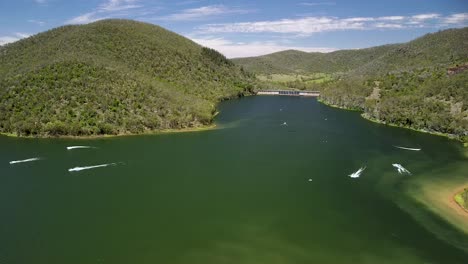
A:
[68,163,117,172]
[349,166,366,178]
[394,146,421,151]
[67,146,96,150]
[392,164,411,175]
[9,157,41,164]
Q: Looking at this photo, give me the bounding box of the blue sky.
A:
[0,0,467,57]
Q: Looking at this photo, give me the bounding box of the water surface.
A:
[1,96,467,264]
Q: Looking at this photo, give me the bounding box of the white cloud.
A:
[66,0,142,24]
[0,36,20,46]
[0,33,30,46]
[191,37,337,58]
[28,19,46,26]
[378,16,405,21]
[375,23,403,29]
[158,5,251,21]
[66,12,105,24]
[99,0,141,12]
[343,17,375,22]
[406,13,440,25]
[443,13,468,24]
[34,0,47,4]
[199,17,367,35]
[197,13,466,35]
[299,2,336,6]
[15,32,30,38]
[411,13,440,20]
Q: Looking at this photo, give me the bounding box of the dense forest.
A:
[234,28,468,142]
[0,19,256,137]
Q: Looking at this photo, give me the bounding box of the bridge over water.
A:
[256,90,320,97]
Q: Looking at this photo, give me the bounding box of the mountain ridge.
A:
[233,28,468,76]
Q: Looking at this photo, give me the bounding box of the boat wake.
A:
[349,166,366,178]
[394,146,421,151]
[9,157,41,164]
[68,163,117,172]
[392,163,411,175]
[67,146,96,150]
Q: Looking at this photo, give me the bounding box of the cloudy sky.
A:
[0,0,467,57]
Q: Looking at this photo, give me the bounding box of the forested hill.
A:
[234,28,468,142]
[233,27,468,76]
[232,45,398,74]
[352,27,468,76]
[0,19,255,137]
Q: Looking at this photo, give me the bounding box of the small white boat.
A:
[68,163,117,172]
[394,146,421,151]
[9,157,41,164]
[349,166,366,178]
[67,146,96,150]
[392,163,411,175]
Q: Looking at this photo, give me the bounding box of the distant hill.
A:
[233,45,397,74]
[0,19,255,136]
[234,28,468,142]
[233,28,468,76]
[353,28,468,76]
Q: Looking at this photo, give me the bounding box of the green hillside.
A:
[353,28,468,76]
[233,28,468,76]
[0,19,255,136]
[232,45,398,74]
[234,27,468,142]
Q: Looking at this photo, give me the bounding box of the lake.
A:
[1,96,467,264]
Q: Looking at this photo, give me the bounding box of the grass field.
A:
[257,73,333,84]
[454,188,468,210]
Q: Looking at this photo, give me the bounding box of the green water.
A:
[1,96,467,264]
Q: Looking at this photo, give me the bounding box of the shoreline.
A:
[413,178,468,235]
[361,114,463,143]
[318,97,468,236]
[317,97,466,146]
[4,95,463,144]
[0,124,217,140]
[316,97,362,112]
[0,97,231,140]
[400,175,468,252]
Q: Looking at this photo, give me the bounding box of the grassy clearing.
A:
[257,73,333,84]
[454,188,468,211]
